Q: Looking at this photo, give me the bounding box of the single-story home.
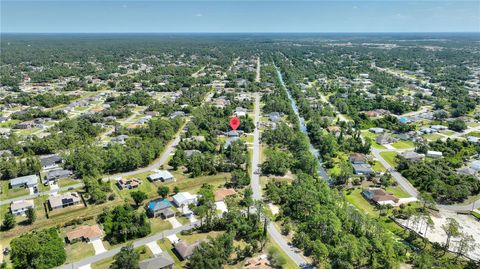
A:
[362,188,399,206]
[426,150,443,158]
[48,192,81,210]
[10,199,34,216]
[139,252,175,269]
[369,127,384,134]
[269,112,281,123]
[470,160,480,171]
[376,134,396,145]
[184,149,201,158]
[66,225,103,243]
[147,199,174,218]
[9,174,38,189]
[174,240,202,260]
[244,254,273,269]
[352,164,374,175]
[117,178,141,190]
[399,151,424,162]
[44,169,73,184]
[457,167,477,176]
[349,153,367,164]
[40,154,63,170]
[147,170,174,183]
[214,188,237,202]
[173,192,197,208]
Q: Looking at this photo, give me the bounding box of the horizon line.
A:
[2,31,480,34]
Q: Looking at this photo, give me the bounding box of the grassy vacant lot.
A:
[150,218,173,234]
[64,241,95,263]
[422,133,444,141]
[379,151,398,167]
[464,131,480,138]
[372,161,386,173]
[391,140,414,149]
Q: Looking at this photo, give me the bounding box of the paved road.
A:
[371,148,419,198]
[250,93,310,267]
[372,148,480,211]
[57,221,200,269]
[0,183,84,205]
[255,57,261,83]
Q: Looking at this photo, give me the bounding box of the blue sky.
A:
[1,1,479,33]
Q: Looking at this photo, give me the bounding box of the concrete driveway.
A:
[90,238,106,255]
[167,234,179,244]
[167,217,181,228]
[146,241,162,255]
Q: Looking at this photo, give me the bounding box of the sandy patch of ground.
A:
[397,209,480,261]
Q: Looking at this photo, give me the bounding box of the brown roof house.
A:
[117,178,141,190]
[244,254,274,269]
[214,188,237,202]
[174,240,203,260]
[66,225,103,243]
[348,153,368,164]
[362,188,399,206]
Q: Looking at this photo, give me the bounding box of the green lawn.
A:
[91,257,114,269]
[345,188,378,216]
[439,130,455,136]
[265,236,298,269]
[391,140,414,149]
[464,131,480,138]
[379,151,398,167]
[150,218,173,234]
[372,161,386,173]
[58,178,81,188]
[65,241,95,263]
[0,119,20,128]
[423,133,443,141]
[0,181,30,201]
[467,122,480,128]
[386,186,410,198]
[371,142,387,149]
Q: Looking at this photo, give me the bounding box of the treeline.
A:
[3,93,74,108]
[64,117,182,178]
[266,173,407,268]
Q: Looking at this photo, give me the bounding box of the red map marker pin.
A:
[230,116,240,130]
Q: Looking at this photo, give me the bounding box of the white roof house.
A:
[470,160,480,171]
[10,199,34,215]
[9,175,38,188]
[147,170,174,182]
[173,192,197,207]
[426,150,443,158]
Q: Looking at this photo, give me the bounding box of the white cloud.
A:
[195,13,203,17]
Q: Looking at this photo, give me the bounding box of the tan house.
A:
[48,192,81,210]
[66,225,103,243]
[214,188,237,202]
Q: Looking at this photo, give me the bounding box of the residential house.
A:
[117,178,141,190]
[457,167,477,176]
[235,107,248,117]
[40,154,63,170]
[14,120,41,129]
[470,160,480,172]
[184,149,201,158]
[44,169,73,185]
[9,174,38,189]
[399,151,424,162]
[376,134,396,145]
[66,225,103,243]
[139,252,175,269]
[268,112,281,123]
[352,164,374,175]
[426,150,443,158]
[362,188,399,206]
[147,170,174,183]
[348,153,367,164]
[174,240,202,260]
[48,192,81,210]
[110,135,129,145]
[369,127,384,134]
[147,199,174,218]
[214,188,237,202]
[169,111,185,118]
[244,254,273,269]
[173,192,197,208]
[10,199,34,216]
